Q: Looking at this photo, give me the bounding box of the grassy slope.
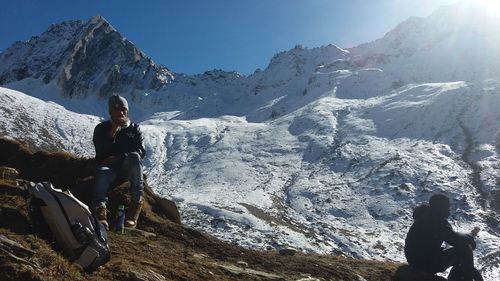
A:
[0,137,401,280]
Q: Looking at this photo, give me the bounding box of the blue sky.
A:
[1,0,459,75]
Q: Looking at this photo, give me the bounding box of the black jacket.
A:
[93,120,146,164]
[404,204,473,269]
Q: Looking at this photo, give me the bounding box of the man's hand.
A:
[463,233,476,250]
[100,156,119,167]
[468,237,476,250]
[109,123,120,138]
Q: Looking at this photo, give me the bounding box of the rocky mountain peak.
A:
[0,15,174,99]
[44,19,85,39]
[0,19,84,85]
[258,44,349,87]
[88,14,107,25]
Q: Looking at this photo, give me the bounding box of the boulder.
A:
[279,248,297,256]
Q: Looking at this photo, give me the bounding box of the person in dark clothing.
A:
[404,194,483,281]
[92,95,146,230]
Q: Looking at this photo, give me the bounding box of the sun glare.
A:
[476,0,500,14]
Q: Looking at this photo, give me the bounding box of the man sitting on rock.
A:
[92,94,146,230]
[404,194,483,281]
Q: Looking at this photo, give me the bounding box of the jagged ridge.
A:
[0,15,174,98]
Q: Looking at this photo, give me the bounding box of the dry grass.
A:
[0,137,404,281]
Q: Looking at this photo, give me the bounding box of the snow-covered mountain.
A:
[349,3,500,83]
[1,2,499,280]
[0,15,173,99]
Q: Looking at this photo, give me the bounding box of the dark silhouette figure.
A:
[405,194,483,281]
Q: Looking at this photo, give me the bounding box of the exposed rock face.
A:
[0,19,83,85]
[0,15,174,98]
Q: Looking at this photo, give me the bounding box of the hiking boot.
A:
[95,206,109,230]
[124,198,143,228]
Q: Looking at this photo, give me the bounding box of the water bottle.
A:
[71,222,93,244]
[115,204,125,234]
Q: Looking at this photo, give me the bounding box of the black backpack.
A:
[27,181,110,272]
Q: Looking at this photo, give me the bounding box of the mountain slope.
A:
[0,3,499,280]
[0,87,98,154]
[0,138,400,281]
[1,78,498,279]
[349,3,500,83]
